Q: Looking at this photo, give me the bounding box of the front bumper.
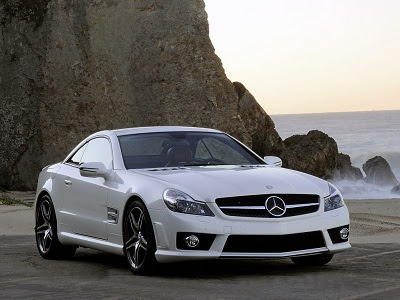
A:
[150,204,351,263]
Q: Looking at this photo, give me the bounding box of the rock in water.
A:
[334,153,363,181]
[391,184,400,195]
[0,0,282,190]
[280,130,338,178]
[363,156,399,186]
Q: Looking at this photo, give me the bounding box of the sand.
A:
[346,199,400,244]
[0,205,34,236]
[1,199,399,243]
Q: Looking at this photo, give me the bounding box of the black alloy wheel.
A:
[123,200,157,274]
[35,195,76,259]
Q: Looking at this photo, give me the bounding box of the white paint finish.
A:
[132,165,330,203]
[59,232,124,256]
[61,165,109,239]
[35,126,351,264]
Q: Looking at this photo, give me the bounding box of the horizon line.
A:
[270,109,400,116]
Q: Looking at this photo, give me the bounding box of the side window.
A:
[80,138,113,169]
[67,143,88,166]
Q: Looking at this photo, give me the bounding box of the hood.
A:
[131,165,330,202]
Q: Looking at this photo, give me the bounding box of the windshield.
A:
[118,132,264,169]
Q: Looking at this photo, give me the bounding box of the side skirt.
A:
[59,231,124,256]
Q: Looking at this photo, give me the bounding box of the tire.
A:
[123,200,157,274]
[291,253,334,266]
[35,194,76,259]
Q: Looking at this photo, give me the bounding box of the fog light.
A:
[184,235,199,248]
[340,228,349,240]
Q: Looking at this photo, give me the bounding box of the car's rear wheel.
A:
[123,200,157,274]
[291,253,334,266]
[35,194,76,259]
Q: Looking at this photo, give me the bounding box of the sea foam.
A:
[272,110,400,200]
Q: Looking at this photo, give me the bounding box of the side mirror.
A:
[79,162,110,179]
[263,156,282,167]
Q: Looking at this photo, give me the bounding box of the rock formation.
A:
[234,82,282,156]
[279,130,338,178]
[334,153,363,181]
[0,0,283,190]
[363,156,399,186]
[391,184,400,195]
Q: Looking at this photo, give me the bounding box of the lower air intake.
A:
[223,231,325,253]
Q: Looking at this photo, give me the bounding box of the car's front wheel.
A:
[35,194,76,259]
[291,253,334,266]
[123,200,157,274]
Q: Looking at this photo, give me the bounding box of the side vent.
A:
[107,207,119,224]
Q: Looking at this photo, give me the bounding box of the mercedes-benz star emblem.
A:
[265,196,286,217]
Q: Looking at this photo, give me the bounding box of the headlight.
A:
[324,183,344,212]
[163,189,214,216]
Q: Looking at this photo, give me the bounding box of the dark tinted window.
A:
[118,132,263,169]
[199,137,252,165]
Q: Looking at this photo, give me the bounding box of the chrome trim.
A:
[79,167,98,172]
[64,162,79,169]
[63,135,115,169]
[219,203,319,210]
[219,206,265,210]
[60,210,76,216]
[64,179,72,186]
[107,207,119,224]
[287,203,320,208]
[220,247,329,258]
[265,196,286,217]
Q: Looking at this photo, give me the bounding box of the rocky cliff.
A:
[0,0,282,189]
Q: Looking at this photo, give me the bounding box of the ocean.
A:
[271,110,400,199]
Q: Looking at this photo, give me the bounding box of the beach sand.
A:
[1,199,399,243]
[0,205,34,235]
[346,199,400,244]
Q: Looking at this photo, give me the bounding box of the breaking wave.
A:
[350,151,400,180]
[330,179,399,200]
[272,110,400,200]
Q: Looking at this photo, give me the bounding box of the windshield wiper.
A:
[183,163,229,167]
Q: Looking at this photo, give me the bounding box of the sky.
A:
[204,0,400,115]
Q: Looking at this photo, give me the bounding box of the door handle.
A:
[64,179,72,186]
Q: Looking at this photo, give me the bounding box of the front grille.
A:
[215,194,320,218]
[223,231,325,253]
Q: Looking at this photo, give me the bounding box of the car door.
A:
[61,137,113,240]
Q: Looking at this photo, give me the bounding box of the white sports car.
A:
[35,126,350,274]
